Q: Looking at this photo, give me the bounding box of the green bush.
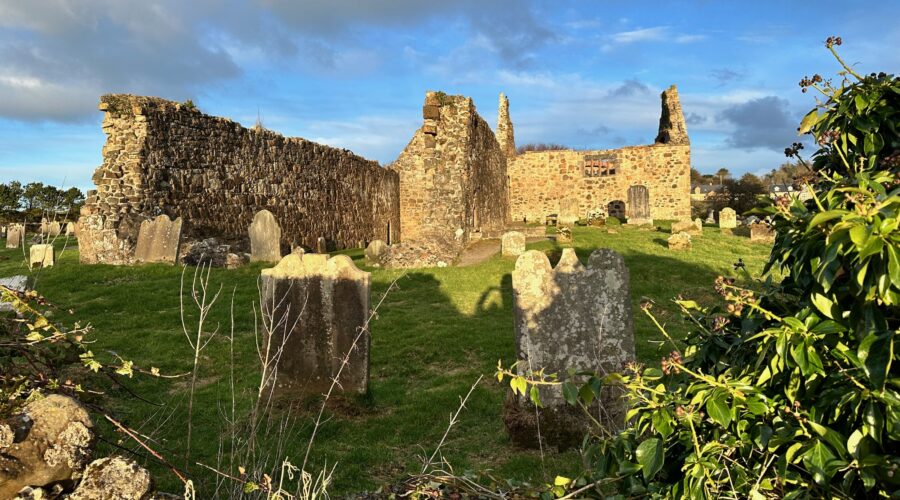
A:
[508,40,900,499]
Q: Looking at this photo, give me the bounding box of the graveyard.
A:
[0,222,772,494]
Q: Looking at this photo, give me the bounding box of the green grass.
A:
[1,224,772,496]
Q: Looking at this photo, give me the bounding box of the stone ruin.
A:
[260,253,371,396]
[77,86,691,269]
[505,248,635,449]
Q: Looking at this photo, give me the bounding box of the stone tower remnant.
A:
[260,253,371,396]
[655,85,690,146]
[505,248,635,449]
[497,93,516,157]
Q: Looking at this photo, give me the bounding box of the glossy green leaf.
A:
[635,438,664,481]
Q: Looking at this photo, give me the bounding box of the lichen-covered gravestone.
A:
[501,231,526,257]
[671,219,701,236]
[626,185,652,225]
[505,248,635,449]
[261,253,371,396]
[29,244,55,269]
[48,221,62,237]
[134,215,183,264]
[750,222,776,243]
[719,207,737,229]
[557,197,581,226]
[6,224,24,249]
[365,239,388,265]
[249,210,282,263]
[316,236,327,254]
[556,225,573,244]
[668,232,692,251]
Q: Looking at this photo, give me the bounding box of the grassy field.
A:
[2,223,772,496]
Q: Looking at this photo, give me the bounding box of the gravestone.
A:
[316,236,327,254]
[668,232,692,251]
[505,248,635,449]
[0,275,29,312]
[261,253,371,396]
[40,219,49,235]
[501,231,526,257]
[693,218,704,233]
[626,185,652,225]
[365,240,388,265]
[6,225,24,249]
[750,223,776,243]
[705,209,716,224]
[719,208,737,229]
[65,223,76,237]
[556,225,573,244]
[671,220,701,236]
[557,197,581,226]
[29,244,55,269]
[48,221,61,237]
[249,210,282,263]
[134,215,183,264]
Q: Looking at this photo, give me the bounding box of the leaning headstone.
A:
[0,275,29,312]
[365,240,388,265]
[750,223,776,243]
[501,231,526,257]
[505,248,635,449]
[249,210,282,263]
[260,253,371,396]
[671,220,701,236]
[626,185,652,225]
[134,215,183,264]
[29,244,55,269]
[316,236,327,254]
[48,221,61,237]
[6,224,24,249]
[668,232,692,251]
[557,198,581,226]
[719,208,737,229]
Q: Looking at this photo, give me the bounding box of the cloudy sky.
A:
[0,0,897,190]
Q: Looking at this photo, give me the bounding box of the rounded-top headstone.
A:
[249,210,282,263]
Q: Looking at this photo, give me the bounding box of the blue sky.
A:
[0,0,897,191]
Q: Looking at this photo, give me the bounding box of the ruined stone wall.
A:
[507,85,691,223]
[390,92,509,265]
[79,94,399,264]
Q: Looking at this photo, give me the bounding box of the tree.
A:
[715,167,731,184]
[61,187,85,215]
[22,182,44,211]
[690,168,704,184]
[0,181,23,213]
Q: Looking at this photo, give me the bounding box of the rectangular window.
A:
[583,155,617,177]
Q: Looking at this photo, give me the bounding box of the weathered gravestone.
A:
[505,248,635,449]
[316,236,327,254]
[750,223,776,243]
[501,231,526,257]
[705,209,716,224]
[30,244,55,269]
[6,225,24,249]
[626,185,652,225]
[48,221,61,237]
[557,197,581,226]
[556,225,573,244]
[249,210,282,263]
[65,222,76,237]
[694,218,704,233]
[719,208,737,229]
[671,219,701,236]
[260,253,370,396]
[668,232,692,251]
[40,219,49,235]
[134,215,183,264]
[365,240,388,265]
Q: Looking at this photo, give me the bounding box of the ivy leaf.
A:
[562,381,578,406]
[803,439,837,485]
[859,331,893,390]
[706,394,731,427]
[635,437,664,481]
[529,385,542,408]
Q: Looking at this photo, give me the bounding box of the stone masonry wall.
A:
[79,94,399,264]
[507,86,691,223]
[389,92,509,265]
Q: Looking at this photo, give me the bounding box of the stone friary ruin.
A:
[77,86,690,267]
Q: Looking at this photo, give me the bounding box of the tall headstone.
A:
[65,223,76,237]
[365,240,388,265]
[249,210,282,263]
[261,253,371,396]
[48,221,62,237]
[40,219,49,235]
[501,231,526,257]
[505,248,635,449]
[134,215,183,264]
[626,185,652,225]
[558,197,581,226]
[29,244,55,269]
[6,224,24,249]
[316,236,327,254]
[719,208,737,229]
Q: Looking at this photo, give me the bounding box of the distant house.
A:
[768,183,812,201]
[691,184,723,201]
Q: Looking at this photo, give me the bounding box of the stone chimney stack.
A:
[655,85,689,145]
[497,92,516,157]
